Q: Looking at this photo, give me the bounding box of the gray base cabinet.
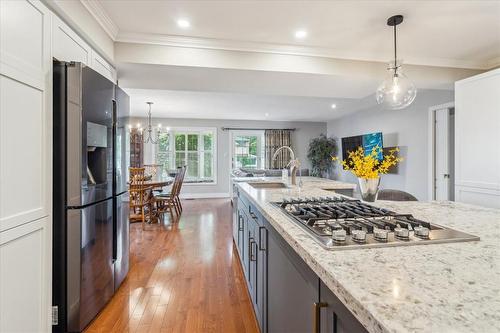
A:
[234,190,367,333]
[267,226,318,332]
[320,281,368,333]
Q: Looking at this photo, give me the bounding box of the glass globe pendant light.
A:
[376,15,417,110]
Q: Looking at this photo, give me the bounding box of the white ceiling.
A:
[100,0,500,69]
[94,0,499,122]
[117,63,463,121]
[125,88,358,122]
[117,63,380,99]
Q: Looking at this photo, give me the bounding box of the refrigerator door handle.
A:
[112,100,117,126]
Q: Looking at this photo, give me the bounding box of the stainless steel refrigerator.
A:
[52,61,130,332]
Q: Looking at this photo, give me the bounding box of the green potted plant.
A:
[307,134,337,178]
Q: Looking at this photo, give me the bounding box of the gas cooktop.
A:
[273,196,479,250]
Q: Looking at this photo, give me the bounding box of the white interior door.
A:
[435,108,451,200]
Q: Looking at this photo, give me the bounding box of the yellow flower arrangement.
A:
[332,146,403,179]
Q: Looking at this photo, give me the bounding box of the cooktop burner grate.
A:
[273,196,479,250]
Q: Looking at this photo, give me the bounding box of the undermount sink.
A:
[249,182,288,189]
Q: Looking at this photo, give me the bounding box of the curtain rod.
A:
[221,127,296,131]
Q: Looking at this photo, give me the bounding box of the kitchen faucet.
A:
[272,146,300,186]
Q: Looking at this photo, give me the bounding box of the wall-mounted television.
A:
[341,132,383,169]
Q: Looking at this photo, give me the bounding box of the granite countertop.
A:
[237,178,500,333]
[232,175,357,190]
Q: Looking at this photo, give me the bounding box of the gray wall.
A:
[327,90,454,201]
[129,117,326,197]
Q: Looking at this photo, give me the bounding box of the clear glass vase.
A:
[358,177,380,202]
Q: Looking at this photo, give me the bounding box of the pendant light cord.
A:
[394,24,397,69]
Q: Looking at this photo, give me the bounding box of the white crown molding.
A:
[116,31,491,70]
[80,0,119,40]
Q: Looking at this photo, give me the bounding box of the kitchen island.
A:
[234,178,500,333]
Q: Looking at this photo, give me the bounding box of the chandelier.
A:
[376,15,417,110]
[130,102,163,144]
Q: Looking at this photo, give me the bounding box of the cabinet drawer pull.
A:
[313,302,328,333]
[250,239,257,261]
[249,207,258,220]
[248,237,254,260]
[258,226,266,251]
[238,214,243,231]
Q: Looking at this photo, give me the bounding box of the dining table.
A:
[128,176,175,190]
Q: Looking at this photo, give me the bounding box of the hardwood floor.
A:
[84,199,259,333]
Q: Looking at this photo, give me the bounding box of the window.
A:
[231,131,264,169]
[154,128,216,184]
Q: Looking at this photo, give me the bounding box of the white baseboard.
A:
[180,192,230,199]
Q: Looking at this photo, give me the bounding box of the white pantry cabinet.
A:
[0,0,52,331]
[52,14,116,82]
[455,69,500,208]
[0,218,49,332]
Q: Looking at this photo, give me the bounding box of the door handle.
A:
[258,226,266,251]
[313,302,328,333]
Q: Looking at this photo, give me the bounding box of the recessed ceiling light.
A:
[177,18,190,28]
[265,113,269,117]
[295,30,307,39]
[331,104,337,109]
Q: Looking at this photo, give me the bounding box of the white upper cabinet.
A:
[52,14,92,65]
[52,15,115,83]
[91,49,116,83]
[0,0,48,90]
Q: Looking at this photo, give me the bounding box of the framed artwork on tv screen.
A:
[341,132,383,169]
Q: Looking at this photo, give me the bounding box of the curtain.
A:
[264,130,292,169]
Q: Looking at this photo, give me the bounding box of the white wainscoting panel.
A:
[456,186,500,208]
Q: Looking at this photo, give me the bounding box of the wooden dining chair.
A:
[174,166,186,214]
[144,163,163,191]
[144,164,161,178]
[154,166,185,223]
[129,167,153,230]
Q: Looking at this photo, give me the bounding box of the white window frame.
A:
[152,126,217,185]
[229,130,265,170]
